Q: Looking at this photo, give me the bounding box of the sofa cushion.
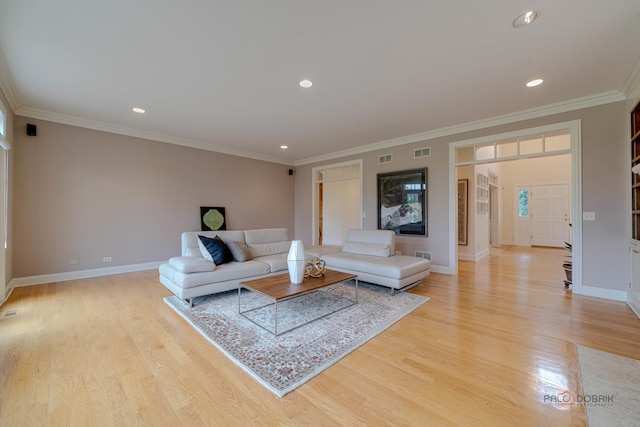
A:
[244,228,289,244]
[249,240,292,258]
[226,240,253,262]
[322,252,430,279]
[253,254,288,273]
[198,235,234,265]
[169,256,215,273]
[345,229,395,255]
[160,260,271,289]
[342,241,391,257]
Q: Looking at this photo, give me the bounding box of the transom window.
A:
[455,130,570,165]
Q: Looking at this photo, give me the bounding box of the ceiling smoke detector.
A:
[513,11,538,28]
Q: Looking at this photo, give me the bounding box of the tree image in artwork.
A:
[201,207,226,231]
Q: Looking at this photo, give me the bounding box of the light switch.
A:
[583,212,596,221]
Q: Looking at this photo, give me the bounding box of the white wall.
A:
[457,163,493,261]
[473,164,491,259]
[12,117,295,278]
[295,101,630,292]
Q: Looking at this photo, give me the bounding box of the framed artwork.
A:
[457,179,468,245]
[377,168,427,236]
[200,207,226,231]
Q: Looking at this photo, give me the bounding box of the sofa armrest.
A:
[169,256,215,273]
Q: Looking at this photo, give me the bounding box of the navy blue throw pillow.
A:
[198,235,234,265]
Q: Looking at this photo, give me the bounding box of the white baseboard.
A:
[627,292,640,320]
[430,264,452,275]
[11,261,163,288]
[575,285,628,302]
[458,249,490,263]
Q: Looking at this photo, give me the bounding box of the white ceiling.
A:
[1,1,639,165]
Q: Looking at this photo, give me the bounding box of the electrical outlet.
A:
[583,212,596,221]
[103,257,112,262]
[68,259,78,265]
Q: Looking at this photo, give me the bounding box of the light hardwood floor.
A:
[1,246,639,426]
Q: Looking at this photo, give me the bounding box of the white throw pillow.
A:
[197,239,214,262]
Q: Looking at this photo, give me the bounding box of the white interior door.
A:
[322,179,361,245]
[531,184,570,247]
[514,185,531,246]
[312,160,363,245]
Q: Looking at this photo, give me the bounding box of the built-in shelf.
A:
[631,101,640,240]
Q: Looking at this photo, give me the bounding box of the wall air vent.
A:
[378,154,393,164]
[415,251,432,261]
[414,147,431,158]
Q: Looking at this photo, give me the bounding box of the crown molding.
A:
[294,90,626,166]
[0,47,20,113]
[15,107,294,166]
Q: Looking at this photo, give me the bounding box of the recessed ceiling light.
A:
[281,145,288,149]
[513,10,538,28]
[526,78,544,87]
[299,80,313,88]
[132,107,146,114]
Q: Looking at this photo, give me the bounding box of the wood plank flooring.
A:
[1,246,640,426]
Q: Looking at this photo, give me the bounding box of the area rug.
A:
[577,345,640,426]
[164,282,428,397]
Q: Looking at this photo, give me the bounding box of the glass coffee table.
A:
[238,269,358,336]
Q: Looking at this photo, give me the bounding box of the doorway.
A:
[449,120,582,291]
[312,160,363,246]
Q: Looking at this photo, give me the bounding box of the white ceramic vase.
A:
[287,240,306,284]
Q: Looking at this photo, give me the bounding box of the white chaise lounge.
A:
[307,229,431,293]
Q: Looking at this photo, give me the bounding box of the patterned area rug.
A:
[164,282,429,397]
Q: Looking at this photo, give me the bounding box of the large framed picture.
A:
[377,168,427,236]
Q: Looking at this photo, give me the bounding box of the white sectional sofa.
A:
[159,227,431,306]
[306,229,431,293]
[159,228,292,306]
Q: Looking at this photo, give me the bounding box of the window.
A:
[519,189,529,217]
[456,129,571,166]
